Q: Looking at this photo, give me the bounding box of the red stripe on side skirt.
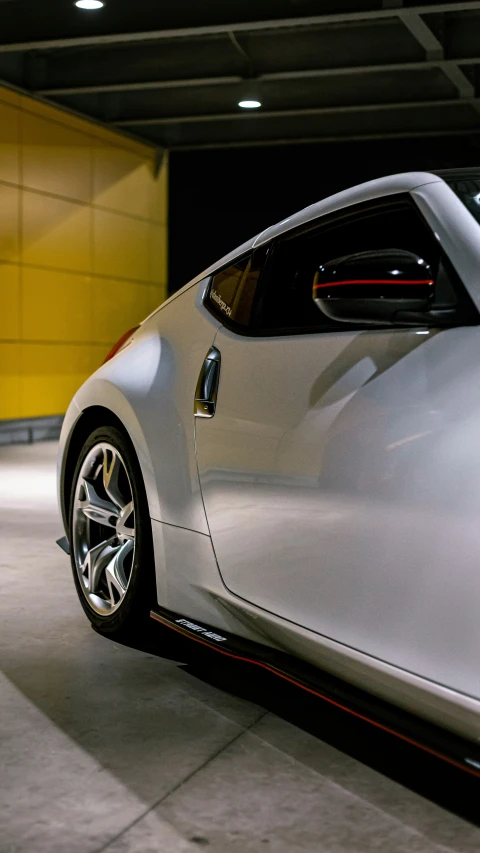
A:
[150,610,480,780]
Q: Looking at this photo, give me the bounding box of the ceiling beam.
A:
[1,1,480,53]
[172,126,480,151]
[441,61,476,98]
[399,12,444,60]
[261,56,480,81]
[399,11,475,98]
[116,97,478,127]
[37,56,480,98]
[38,75,244,96]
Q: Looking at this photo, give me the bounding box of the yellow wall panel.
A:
[93,141,152,219]
[144,284,165,317]
[19,97,94,136]
[89,344,109,372]
[93,279,147,344]
[23,191,91,273]
[0,342,20,418]
[0,263,20,340]
[0,102,20,184]
[93,208,149,282]
[88,120,153,159]
[149,222,167,284]
[151,153,168,224]
[22,111,92,203]
[22,268,92,343]
[0,88,20,107]
[0,183,20,262]
[0,85,168,420]
[20,343,95,418]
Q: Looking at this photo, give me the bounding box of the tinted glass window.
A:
[206,251,265,328]
[256,199,440,334]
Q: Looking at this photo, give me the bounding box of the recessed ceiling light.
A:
[75,0,104,9]
[238,100,261,109]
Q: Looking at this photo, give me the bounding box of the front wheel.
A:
[69,424,155,637]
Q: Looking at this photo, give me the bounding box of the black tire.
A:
[69,424,155,638]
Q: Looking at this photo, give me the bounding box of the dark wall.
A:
[168,135,480,293]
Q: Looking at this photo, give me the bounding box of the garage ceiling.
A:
[1,0,480,151]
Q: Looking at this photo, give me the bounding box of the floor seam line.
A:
[92,710,268,853]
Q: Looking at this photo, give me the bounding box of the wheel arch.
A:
[60,406,139,534]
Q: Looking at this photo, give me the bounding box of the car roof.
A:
[202,171,443,276]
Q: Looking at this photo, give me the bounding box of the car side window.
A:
[205,248,267,329]
[254,197,442,335]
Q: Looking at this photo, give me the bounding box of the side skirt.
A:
[151,605,480,780]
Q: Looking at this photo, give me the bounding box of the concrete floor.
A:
[1,442,480,853]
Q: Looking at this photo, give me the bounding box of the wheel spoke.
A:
[116,500,135,540]
[102,448,125,508]
[82,537,119,593]
[104,540,133,606]
[78,480,119,528]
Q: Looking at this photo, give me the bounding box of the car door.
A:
[194,194,480,695]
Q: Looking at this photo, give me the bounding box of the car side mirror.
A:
[313,249,435,326]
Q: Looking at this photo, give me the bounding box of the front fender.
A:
[58,283,218,536]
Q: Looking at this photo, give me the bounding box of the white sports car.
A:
[58,169,480,779]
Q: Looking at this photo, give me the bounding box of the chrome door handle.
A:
[194,346,221,418]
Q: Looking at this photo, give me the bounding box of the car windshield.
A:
[439,169,480,226]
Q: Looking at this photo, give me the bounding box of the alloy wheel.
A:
[72,442,135,615]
